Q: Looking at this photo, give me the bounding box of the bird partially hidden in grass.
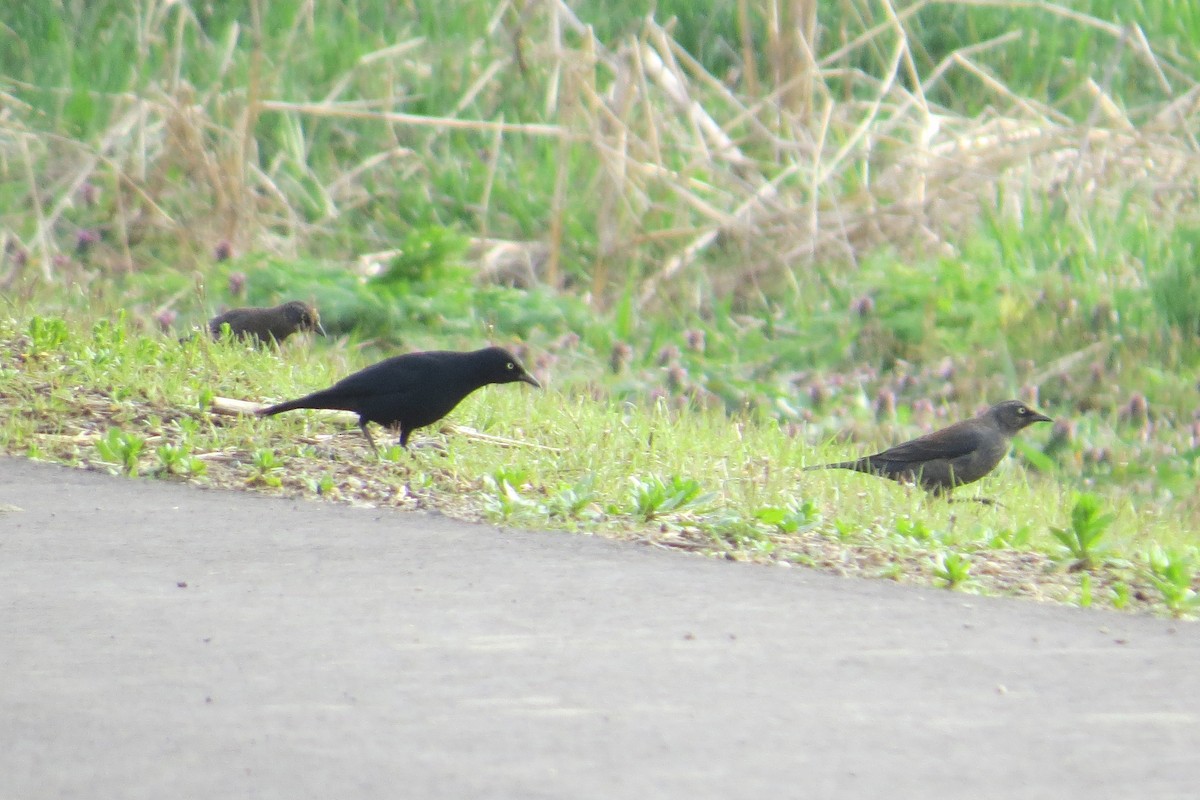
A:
[257,346,541,453]
[208,300,324,345]
[805,400,1052,499]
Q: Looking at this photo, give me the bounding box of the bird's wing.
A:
[873,421,983,464]
[329,357,427,400]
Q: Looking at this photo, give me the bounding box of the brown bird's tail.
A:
[803,460,866,472]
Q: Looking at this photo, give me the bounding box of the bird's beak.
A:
[314,321,327,337]
[520,372,542,389]
[1031,410,1052,423]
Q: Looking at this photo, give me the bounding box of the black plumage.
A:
[806,400,1052,495]
[258,346,540,451]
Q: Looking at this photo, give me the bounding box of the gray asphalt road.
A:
[1,456,1197,799]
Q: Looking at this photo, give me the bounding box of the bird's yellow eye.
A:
[1018,407,1028,415]
[506,362,515,370]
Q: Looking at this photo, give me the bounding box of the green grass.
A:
[2,310,1198,614]
[6,0,1200,293]
[2,0,1200,614]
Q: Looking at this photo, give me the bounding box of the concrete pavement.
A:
[1,456,1197,799]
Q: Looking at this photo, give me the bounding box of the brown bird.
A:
[806,400,1052,495]
[258,346,540,452]
[208,301,324,344]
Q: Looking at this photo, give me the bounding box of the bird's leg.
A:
[358,421,379,455]
[369,426,417,460]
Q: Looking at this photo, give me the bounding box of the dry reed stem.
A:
[5,0,1200,309]
[258,100,567,138]
[17,136,53,282]
[642,28,754,170]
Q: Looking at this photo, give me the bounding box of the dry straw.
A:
[2,0,1198,306]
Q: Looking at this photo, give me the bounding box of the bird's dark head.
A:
[986,400,1052,434]
[280,301,325,336]
[477,346,541,388]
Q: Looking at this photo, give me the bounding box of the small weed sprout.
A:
[1145,546,1200,617]
[491,467,530,489]
[896,518,935,542]
[754,498,820,534]
[155,443,206,478]
[95,427,145,476]
[248,448,284,487]
[833,519,858,542]
[27,316,69,356]
[1049,493,1114,569]
[485,468,537,520]
[90,315,127,351]
[986,525,1032,549]
[932,551,972,589]
[155,443,185,474]
[702,511,775,553]
[304,473,337,495]
[547,477,598,520]
[628,475,711,521]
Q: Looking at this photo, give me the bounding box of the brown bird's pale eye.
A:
[506,362,515,370]
[1018,407,1028,415]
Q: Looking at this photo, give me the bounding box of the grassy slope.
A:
[2,0,1199,614]
[2,310,1196,615]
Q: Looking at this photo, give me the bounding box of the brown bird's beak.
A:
[1031,410,1053,423]
[314,320,327,337]
[520,372,541,389]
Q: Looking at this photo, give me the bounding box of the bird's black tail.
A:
[257,389,353,417]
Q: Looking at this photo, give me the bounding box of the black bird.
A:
[208,301,324,344]
[806,400,1052,495]
[257,346,541,451]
